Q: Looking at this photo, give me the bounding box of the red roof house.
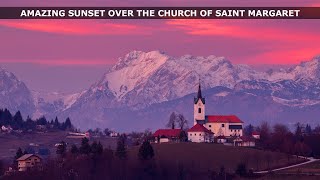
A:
[153,129,182,143]
[206,115,243,123]
[188,124,213,134]
[153,129,182,138]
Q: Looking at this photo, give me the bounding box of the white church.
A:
[187,83,244,143]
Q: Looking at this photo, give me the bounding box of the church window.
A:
[194,133,196,136]
[199,133,202,136]
[190,134,192,136]
[209,125,211,128]
[231,129,233,132]
[222,124,225,127]
[198,108,201,113]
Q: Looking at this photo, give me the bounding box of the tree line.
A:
[244,122,320,158]
[0,108,73,131]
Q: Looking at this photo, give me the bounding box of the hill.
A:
[129,143,304,173]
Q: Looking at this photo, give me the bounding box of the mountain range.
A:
[1,51,320,131]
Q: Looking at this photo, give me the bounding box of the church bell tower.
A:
[194,82,205,125]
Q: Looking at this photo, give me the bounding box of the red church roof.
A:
[188,124,213,134]
[206,115,243,123]
[153,129,182,138]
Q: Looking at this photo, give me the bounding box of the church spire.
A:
[194,79,205,104]
[197,80,202,99]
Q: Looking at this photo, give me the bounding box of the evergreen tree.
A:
[23,149,28,155]
[91,141,103,156]
[80,137,91,155]
[25,116,36,130]
[64,117,72,130]
[115,134,127,160]
[15,148,23,160]
[138,141,154,160]
[36,116,47,125]
[56,141,67,157]
[70,144,79,155]
[244,124,254,136]
[306,124,312,135]
[54,117,60,129]
[13,111,23,129]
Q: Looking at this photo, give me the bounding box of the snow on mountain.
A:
[89,50,266,108]
[32,91,82,119]
[268,56,320,82]
[60,51,320,130]
[0,67,35,117]
[2,52,320,131]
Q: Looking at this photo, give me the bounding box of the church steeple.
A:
[197,82,202,99]
[194,80,206,125]
[194,80,205,104]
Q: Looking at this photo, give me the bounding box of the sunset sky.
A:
[0,0,319,93]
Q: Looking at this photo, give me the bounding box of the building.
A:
[17,154,42,171]
[233,136,256,147]
[191,83,244,137]
[252,131,260,139]
[153,129,182,143]
[216,136,227,144]
[187,124,213,143]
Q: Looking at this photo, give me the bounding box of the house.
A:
[233,136,256,147]
[153,129,182,143]
[189,83,244,138]
[1,125,12,133]
[252,131,260,139]
[17,154,42,171]
[216,136,227,144]
[188,124,214,143]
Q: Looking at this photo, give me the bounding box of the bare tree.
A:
[176,114,188,130]
[166,112,176,129]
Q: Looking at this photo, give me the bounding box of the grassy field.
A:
[0,131,117,163]
[128,142,304,174]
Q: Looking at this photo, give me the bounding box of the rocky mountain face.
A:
[59,51,320,131]
[1,52,320,131]
[0,67,35,117]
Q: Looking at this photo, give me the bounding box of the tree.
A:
[54,116,60,129]
[244,124,254,136]
[36,116,48,125]
[91,141,103,156]
[63,117,72,130]
[56,141,67,157]
[176,114,188,130]
[115,134,127,160]
[70,144,79,155]
[80,137,91,155]
[295,122,303,141]
[15,148,23,160]
[12,111,23,129]
[179,130,188,142]
[104,128,111,136]
[23,149,28,155]
[305,124,312,135]
[138,141,154,160]
[235,163,247,177]
[166,112,176,129]
[259,121,271,149]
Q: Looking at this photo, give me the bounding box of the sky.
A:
[0,0,319,93]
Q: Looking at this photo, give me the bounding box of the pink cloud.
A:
[166,19,318,42]
[0,20,150,35]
